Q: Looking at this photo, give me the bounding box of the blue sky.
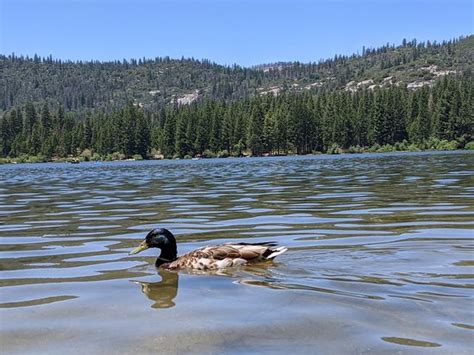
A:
[0,0,472,66]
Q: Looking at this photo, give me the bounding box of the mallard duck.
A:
[129,228,288,270]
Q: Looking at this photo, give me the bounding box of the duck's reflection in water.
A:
[134,270,179,309]
[133,264,280,309]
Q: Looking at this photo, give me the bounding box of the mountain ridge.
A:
[1,35,472,115]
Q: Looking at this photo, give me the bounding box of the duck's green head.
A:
[129,228,177,259]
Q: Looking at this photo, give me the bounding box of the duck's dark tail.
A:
[264,246,288,259]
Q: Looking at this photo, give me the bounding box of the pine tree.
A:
[232,103,247,155]
[247,101,264,155]
[134,111,150,158]
[408,89,431,143]
[194,104,210,155]
[263,111,276,153]
[162,111,176,158]
[391,88,407,143]
[185,111,197,156]
[175,112,189,158]
[23,102,36,138]
[274,106,289,154]
[82,116,93,152]
[29,124,42,155]
[433,85,452,140]
[221,108,234,153]
[355,91,370,146]
[0,115,10,156]
[40,103,51,137]
[456,79,474,144]
[372,90,391,145]
[209,103,222,153]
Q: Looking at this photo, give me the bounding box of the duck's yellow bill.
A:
[129,241,149,255]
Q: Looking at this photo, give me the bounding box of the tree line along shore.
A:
[0,76,472,164]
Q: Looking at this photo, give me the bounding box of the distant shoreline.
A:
[1,147,472,165]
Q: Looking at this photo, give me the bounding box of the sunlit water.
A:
[0,151,473,354]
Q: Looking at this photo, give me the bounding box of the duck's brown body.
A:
[161,242,287,270]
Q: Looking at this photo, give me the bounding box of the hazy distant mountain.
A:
[1,35,472,114]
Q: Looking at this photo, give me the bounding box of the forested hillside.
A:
[1,76,472,161]
[0,36,472,161]
[1,36,472,114]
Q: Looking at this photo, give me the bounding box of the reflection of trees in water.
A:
[134,270,179,309]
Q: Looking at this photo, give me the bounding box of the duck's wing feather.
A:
[202,242,282,260]
[166,242,287,270]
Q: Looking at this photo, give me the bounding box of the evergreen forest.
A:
[0,76,472,161]
[0,36,473,161]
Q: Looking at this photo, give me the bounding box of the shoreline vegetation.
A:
[1,139,473,164]
[1,76,472,165]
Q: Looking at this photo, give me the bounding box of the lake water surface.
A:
[1,151,473,354]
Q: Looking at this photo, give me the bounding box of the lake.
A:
[0,151,473,354]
